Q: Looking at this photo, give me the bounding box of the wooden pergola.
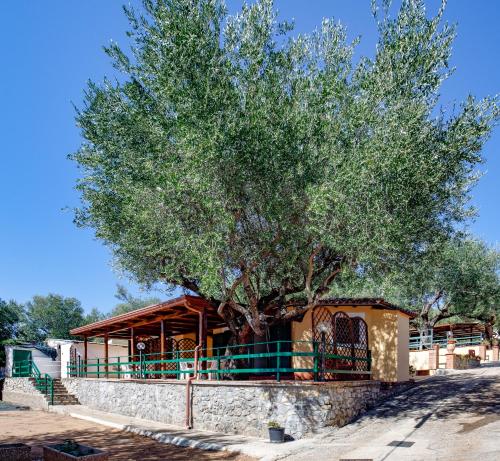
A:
[410,322,487,339]
[70,295,226,377]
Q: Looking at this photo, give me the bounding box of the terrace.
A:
[67,295,372,382]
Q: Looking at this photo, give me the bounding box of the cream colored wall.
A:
[412,345,486,373]
[290,308,315,377]
[409,350,429,371]
[60,342,129,378]
[397,313,410,381]
[291,306,410,382]
[368,310,398,382]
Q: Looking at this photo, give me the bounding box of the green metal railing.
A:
[12,360,54,405]
[409,335,483,350]
[67,340,371,382]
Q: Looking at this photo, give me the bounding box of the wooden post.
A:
[160,319,166,375]
[199,309,208,377]
[199,309,208,352]
[104,333,109,378]
[130,328,135,376]
[84,336,88,378]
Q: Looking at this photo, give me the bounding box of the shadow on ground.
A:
[0,410,251,461]
[362,370,500,424]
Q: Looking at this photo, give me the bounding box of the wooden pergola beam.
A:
[89,313,205,337]
[70,296,225,347]
[84,336,88,377]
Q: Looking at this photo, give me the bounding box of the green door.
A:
[13,349,32,377]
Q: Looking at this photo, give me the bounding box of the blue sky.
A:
[1,1,499,314]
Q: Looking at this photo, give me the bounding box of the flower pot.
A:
[0,443,31,461]
[268,427,285,443]
[43,443,108,461]
[446,340,456,354]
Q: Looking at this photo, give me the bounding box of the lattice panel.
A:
[352,317,370,378]
[331,311,354,379]
[177,338,196,358]
[312,307,335,344]
[312,308,370,381]
[162,337,178,377]
[143,337,179,378]
[312,307,334,381]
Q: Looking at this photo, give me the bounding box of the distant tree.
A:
[332,238,500,333]
[72,0,499,340]
[395,239,500,332]
[84,307,106,324]
[108,285,161,317]
[0,298,23,342]
[0,298,24,366]
[23,294,85,341]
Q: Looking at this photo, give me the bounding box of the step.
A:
[29,379,80,405]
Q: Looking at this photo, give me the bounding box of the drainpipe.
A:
[185,306,207,429]
[185,344,201,429]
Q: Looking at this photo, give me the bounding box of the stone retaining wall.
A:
[2,378,48,410]
[62,378,382,439]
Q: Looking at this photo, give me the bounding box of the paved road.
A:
[278,366,500,461]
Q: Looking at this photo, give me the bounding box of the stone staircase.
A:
[30,378,80,406]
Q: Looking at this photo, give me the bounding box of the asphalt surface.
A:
[278,366,500,461]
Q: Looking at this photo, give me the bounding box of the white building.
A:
[4,338,129,378]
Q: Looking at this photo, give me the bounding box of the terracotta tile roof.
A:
[287,297,417,318]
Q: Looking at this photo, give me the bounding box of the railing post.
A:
[176,351,180,380]
[143,352,146,379]
[217,349,221,381]
[313,342,319,382]
[247,345,251,377]
[276,341,281,383]
[117,356,121,379]
[97,358,100,378]
[50,378,54,405]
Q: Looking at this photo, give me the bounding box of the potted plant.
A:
[43,439,108,460]
[268,421,285,443]
[409,365,416,378]
[446,338,456,353]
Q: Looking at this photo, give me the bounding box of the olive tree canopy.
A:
[72,0,499,338]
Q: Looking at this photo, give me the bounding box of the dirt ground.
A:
[0,405,256,461]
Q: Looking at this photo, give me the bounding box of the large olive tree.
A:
[72,0,498,339]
